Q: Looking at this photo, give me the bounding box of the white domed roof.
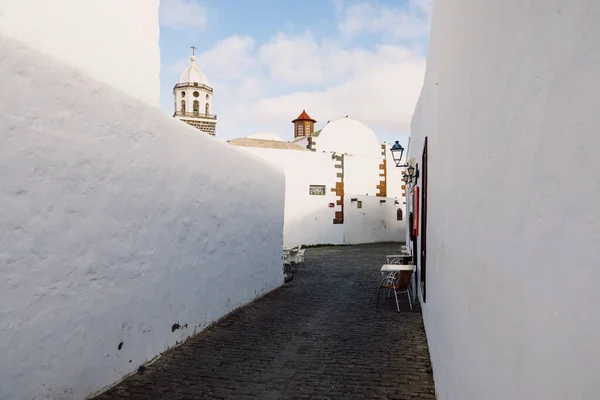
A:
[316,117,381,157]
[247,132,284,141]
[179,56,209,86]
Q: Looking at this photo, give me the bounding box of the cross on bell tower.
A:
[190,45,197,56]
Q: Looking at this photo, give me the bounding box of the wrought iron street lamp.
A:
[407,164,419,185]
[390,141,408,168]
[391,140,415,185]
[391,140,420,186]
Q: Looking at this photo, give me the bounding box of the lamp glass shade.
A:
[390,141,404,167]
[407,165,415,176]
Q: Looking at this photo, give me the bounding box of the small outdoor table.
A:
[385,254,412,264]
[380,264,417,306]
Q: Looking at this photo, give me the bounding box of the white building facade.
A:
[408,1,600,399]
[230,112,407,248]
[0,3,284,399]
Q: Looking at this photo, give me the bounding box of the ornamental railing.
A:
[173,111,217,119]
[173,82,213,93]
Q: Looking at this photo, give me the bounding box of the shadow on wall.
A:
[284,208,344,247]
[283,198,406,248]
[344,195,406,245]
[0,35,285,400]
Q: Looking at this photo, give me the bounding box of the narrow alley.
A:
[93,244,435,400]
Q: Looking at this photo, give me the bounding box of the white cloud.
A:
[337,0,432,39]
[253,31,427,133]
[162,0,429,139]
[166,36,257,91]
[413,0,434,18]
[259,33,422,89]
[196,36,267,111]
[253,45,425,132]
[197,36,256,80]
[258,32,379,87]
[160,0,207,30]
[168,36,257,83]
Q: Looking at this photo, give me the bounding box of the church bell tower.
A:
[173,46,217,136]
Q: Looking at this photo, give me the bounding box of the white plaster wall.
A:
[235,147,343,247]
[294,136,310,149]
[315,118,382,157]
[344,196,405,244]
[344,155,383,197]
[0,0,160,106]
[0,36,284,400]
[410,1,600,399]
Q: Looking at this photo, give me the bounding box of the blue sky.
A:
[159,0,432,145]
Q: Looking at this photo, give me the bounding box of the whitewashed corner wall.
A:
[344,155,381,196]
[410,1,600,399]
[344,154,406,244]
[0,36,285,400]
[237,147,344,247]
[294,136,310,150]
[0,0,160,106]
[344,195,405,245]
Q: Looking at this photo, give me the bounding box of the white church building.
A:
[166,49,408,248]
[229,110,408,248]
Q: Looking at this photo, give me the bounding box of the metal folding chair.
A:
[376,268,413,312]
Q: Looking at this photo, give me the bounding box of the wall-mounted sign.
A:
[309,185,326,195]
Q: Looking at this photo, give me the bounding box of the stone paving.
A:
[93,243,436,400]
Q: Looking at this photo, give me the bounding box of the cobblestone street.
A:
[93,243,435,400]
